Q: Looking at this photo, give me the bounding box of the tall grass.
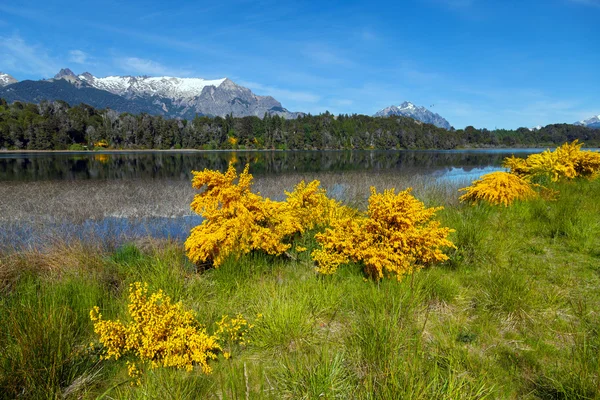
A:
[1,178,599,398]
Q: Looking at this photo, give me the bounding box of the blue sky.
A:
[0,0,598,129]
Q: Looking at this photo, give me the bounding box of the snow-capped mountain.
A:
[0,72,18,87]
[46,68,301,119]
[528,125,543,131]
[78,72,227,101]
[374,101,451,129]
[574,114,600,129]
[0,68,302,119]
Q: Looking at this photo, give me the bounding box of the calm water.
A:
[0,149,548,182]
[0,148,558,249]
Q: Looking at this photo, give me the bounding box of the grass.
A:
[1,177,600,398]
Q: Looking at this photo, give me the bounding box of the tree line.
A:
[1,98,598,151]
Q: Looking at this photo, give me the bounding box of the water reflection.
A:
[1,215,203,251]
[0,149,544,181]
[433,166,506,184]
[0,148,563,250]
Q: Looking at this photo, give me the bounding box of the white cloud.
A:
[68,49,89,64]
[240,80,321,103]
[116,57,192,77]
[0,35,59,77]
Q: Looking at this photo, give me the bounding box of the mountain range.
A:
[373,102,452,129]
[0,72,18,87]
[0,69,303,119]
[575,115,600,129]
[1,70,598,131]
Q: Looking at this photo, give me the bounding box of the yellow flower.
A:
[459,171,537,206]
[90,282,221,375]
[504,140,600,182]
[312,187,455,280]
[185,163,349,267]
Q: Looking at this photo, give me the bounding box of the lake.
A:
[0,148,562,249]
[0,148,546,182]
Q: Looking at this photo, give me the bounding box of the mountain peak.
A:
[15,69,300,119]
[574,114,600,129]
[80,72,94,81]
[374,101,451,129]
[0,72,18,87]
[399,101,417,109]
[219,78,238,89]
[54,68,77,79]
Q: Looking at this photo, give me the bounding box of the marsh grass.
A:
[1,178,600,398]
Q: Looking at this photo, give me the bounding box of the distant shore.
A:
[2,145,592,154]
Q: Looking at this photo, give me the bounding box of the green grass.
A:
[1,179,600,399]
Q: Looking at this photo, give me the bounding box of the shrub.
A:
[94,139,109,149]
[90,282,221,379]
[311,187,455,280]
[68,143,86,151]
[504,140,600,182]
[458,171,537,206]
[185,163,347,267]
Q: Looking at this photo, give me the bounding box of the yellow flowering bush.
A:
[503,140,600,182]
[90,282,221,379]
[458,171,537,206]
[311,187,455,280]
[185,163,347,267]
[285,179,355,229]
[215,313,257,359]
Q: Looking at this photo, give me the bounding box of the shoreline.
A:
[0,145,586,154]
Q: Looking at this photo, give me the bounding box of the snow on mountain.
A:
[374,101,451,129]
[45,68,301,119]
[0,72,18,87]
[574,114,600,129]
[528,125,543,131]
[78,73,227,101]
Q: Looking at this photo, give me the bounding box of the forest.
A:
[1,98,598,150]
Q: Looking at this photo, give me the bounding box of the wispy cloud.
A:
[426,0,485,19]
[0,35,59,77]
[331,99,354,107]
[240,81,320,103]
[116,57,193,77]
[568,0,600,7]
[69,50,90,64]
[358,28,378,42]
[302,44,355,68]
[0,4,51,24]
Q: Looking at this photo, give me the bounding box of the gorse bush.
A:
[312,187,455,280]
[284,179,356,229]
[185,163,298,266]
[504,140,600,182]
[185,164,454,281]
[459,171,537,206]
[90,282,222,381]
[185,163,350,267]
[215,313,256,359]
[459,141,600,206]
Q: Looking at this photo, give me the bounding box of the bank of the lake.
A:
[1,177,599,399]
